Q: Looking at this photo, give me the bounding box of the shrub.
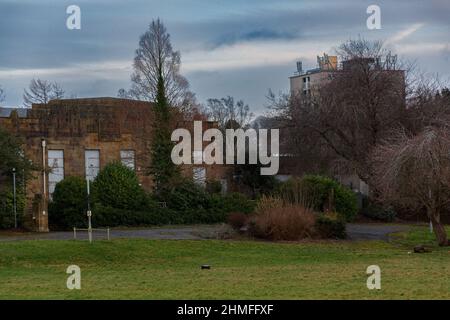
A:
[227,212,248,231]
[220,192,255,214]
[161,179,254,222]
[161,178,210,211]
[0,190,26,229]
[50,173,255,228]
[280,175,358,222]
[315,214,347,239]
[49,176,88,229]
[276,178,319,208]
[256,195,284,212]
[92,204,180,227]
[206,179,222,194]
[92,162,149,211]
[361,204,396,222]
[249,203,316,240]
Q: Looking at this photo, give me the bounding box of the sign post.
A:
[87,178,92,243]
[12,168,17,229]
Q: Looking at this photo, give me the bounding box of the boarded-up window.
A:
[48,150,64,195]
[193,167,206,187]
[220,179,228,194]
[85,150,100,181]
[120,150,135,170]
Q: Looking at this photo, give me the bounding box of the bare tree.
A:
[120,18,196,115]
[406,74,450,133]
[203,96,254,130]
[23,79,64,107]
[271,39,409,183]
[371,127,450,246]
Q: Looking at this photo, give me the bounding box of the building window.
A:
[85,150,100,181]
[48,150,64,195]
[303,76,310,92]
[120,150,135,170]
[193,167,206,187]
[220,179,228,194]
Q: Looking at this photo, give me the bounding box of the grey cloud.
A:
[0,0,449,108]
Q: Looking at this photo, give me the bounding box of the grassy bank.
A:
[0,226,449,299]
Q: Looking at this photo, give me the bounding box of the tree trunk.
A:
[429,210,449,246]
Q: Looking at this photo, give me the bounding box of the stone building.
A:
[0,98,229,232]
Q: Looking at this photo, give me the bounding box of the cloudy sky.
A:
[0,0,449,114]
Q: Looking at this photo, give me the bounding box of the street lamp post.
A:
[87,170,92,244]
[12,168,17,229]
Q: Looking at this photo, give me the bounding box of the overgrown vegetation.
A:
[49,163,255,229]
[276,175,358,222]
[48,176,87,229]
[92,161,149,211]
[248,200,316,241]
[0,127,34,229]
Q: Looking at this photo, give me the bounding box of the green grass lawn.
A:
[0,225,449,299]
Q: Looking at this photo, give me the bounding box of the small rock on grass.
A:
[413,245,432,253]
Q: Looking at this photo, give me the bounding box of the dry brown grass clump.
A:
[249,196,316,240]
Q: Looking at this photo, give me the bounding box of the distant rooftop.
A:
[291,53,401,78]
[0,107,28,118]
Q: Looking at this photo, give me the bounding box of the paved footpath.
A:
[346,223,409,241]
[0,223,409,242]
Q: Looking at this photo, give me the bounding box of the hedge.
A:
[49,173,255,229]
[0,190,26,229]
[278,175,358,221]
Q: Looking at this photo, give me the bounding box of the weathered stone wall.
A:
[0,98,229,232]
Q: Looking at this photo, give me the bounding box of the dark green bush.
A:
[280,175,358,222]
[206,179,223,194]
[361,204,396,222]
[91,205,227,227]
[92,162,149,211]
[161,179,211,211]
[92,204,181,227]
[50,172,255,228]
[315,215,347,239]
[0,190,26,229]
[161,179,254,214]
[49,176,87,229]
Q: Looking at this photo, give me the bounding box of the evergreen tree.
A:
[150,72,180,190]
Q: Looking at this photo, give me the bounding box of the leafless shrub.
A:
[249,197,316,241]
[227,212,248,231]
[255,195,284,212]
[371,126,450,246]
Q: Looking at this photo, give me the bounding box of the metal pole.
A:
[88,214,92,243]
[87,178,92,243]
[12,168,17,229]
[73,227,77,240]
[428,188,433,234]
[41,139,47,230]
[107,227,110,241]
